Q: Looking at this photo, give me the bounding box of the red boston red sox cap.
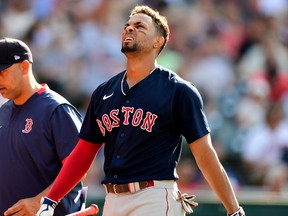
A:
[0,37,33,71]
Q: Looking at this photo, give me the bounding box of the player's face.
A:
[121,13,159,54]
[0,63,24,100]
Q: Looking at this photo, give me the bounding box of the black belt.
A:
[104,180,154,194]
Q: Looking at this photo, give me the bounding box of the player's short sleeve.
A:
[173,82,210,144]
[79,90,105,144]
[50,104,82,160]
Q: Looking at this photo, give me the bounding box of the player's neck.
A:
[125,61,157,87]
[13,79,43,106]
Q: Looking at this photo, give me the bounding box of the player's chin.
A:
[121,45,136,53]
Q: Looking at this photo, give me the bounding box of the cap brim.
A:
[0,64,13,71]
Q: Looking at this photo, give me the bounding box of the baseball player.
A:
[37,5,245,216]
[0,38,85,215]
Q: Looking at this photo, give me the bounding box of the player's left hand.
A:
[36,197,57,216]
[4,196,40,216]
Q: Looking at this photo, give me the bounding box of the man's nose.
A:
[125,25,134,32]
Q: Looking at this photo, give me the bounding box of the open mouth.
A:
[123,36,134,43]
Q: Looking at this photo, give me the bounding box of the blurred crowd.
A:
[1,0,288,195]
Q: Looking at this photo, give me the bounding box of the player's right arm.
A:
[36,139,102,216]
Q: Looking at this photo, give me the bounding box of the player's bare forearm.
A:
[200,158,239,213]
[189,134,240,214]
[4,185,52,216]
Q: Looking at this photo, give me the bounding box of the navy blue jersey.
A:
[0,87,83,215]
[80,66,210,184]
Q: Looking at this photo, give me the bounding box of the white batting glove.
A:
[227,206,245,216]
[36,197,57,216]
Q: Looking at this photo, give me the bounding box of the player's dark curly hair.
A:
[130,5,170,54]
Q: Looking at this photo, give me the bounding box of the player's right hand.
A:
[36,197,57,216]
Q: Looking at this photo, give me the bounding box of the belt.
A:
[104,180,154,194]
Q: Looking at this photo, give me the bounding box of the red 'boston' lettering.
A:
[110,109,120,127]
[122,106,134,125]
[96,119,105,136]
[132,108,143,127]
[102,114,112,132]
[96,106,158,136]
[140,112,158,132]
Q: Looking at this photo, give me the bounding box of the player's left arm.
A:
[189,133,245,215]
[4,185,52,216]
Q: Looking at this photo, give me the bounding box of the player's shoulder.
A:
[39,88,81,113]
[40,89,82,118]
[0,99,13,108]
[157,65,199,93]
[40,88,71,106]
[0,100,14,114]
[158,66,189,83]
[157,66,204,106]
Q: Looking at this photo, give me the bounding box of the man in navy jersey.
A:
[37,5,245,216]
[0,37,85,215]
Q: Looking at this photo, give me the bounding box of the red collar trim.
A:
[37,84,49,95]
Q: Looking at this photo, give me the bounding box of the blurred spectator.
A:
[252,56,288,103]
[176,157,205,192]
[236,14,288,82]
[1,0,36,38]
[235,72,270,129]
[241,102,288,192]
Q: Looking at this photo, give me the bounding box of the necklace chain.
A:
[121,71,127,96]
[121,67,157,96]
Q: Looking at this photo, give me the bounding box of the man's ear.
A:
[21,60,31,75]
[154,36,165,50]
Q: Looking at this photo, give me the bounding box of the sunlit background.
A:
[1,0,288,215]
